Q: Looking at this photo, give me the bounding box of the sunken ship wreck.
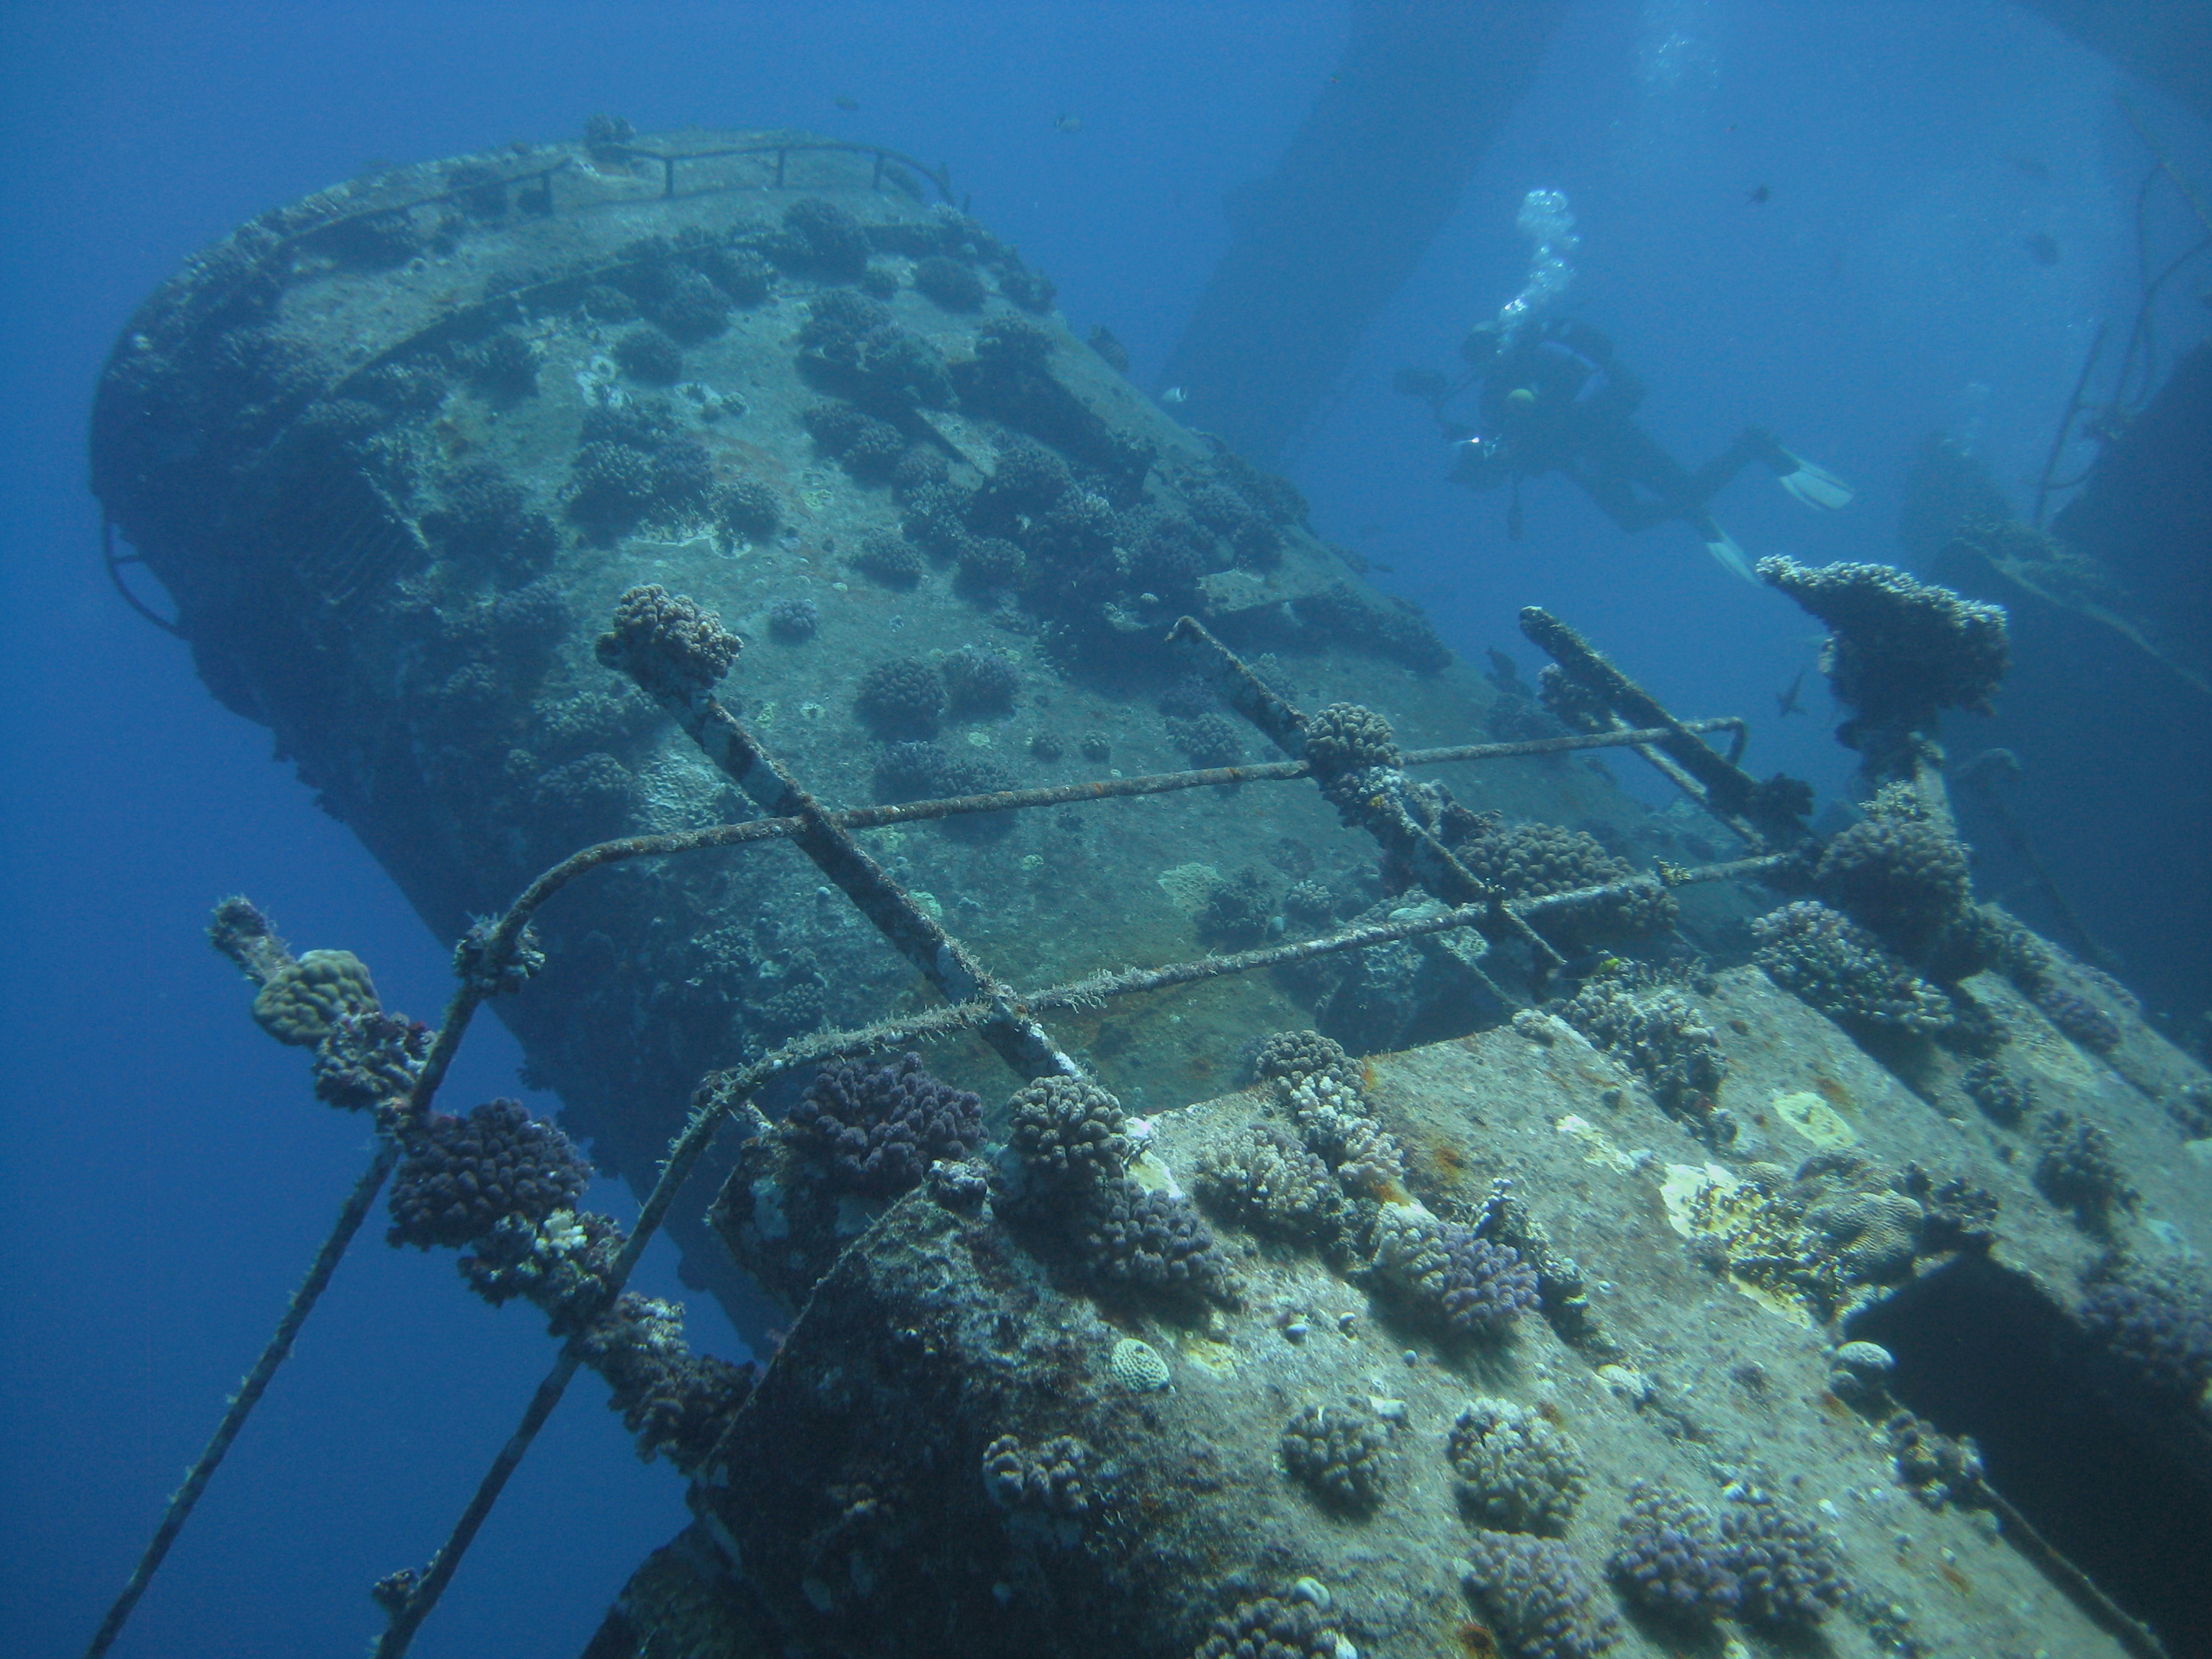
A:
[89,127,2212,1659]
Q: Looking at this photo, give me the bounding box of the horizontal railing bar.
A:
[469,715,1758,959]
[1402,716,1743,766]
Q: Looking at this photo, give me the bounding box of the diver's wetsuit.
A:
[1450,318,1786,539]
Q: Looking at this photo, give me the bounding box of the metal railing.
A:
[626,136,956,204]
[89,593,1787,1658]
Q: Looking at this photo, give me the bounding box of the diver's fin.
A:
[1700,522,1757,582]
[1773,450,1854,511]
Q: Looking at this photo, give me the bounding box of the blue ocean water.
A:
[0,4,2202,1655]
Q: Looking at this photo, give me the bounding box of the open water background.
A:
[1,4,2204,1654]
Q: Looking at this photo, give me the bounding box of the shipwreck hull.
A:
[92,130,1743,1330]
[89,130,2212,1659]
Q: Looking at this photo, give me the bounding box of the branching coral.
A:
[768,595,818,642]
[1074,1177,1234,1304]
[566,400,715,539]
[1554,979,1727,1136]
[458,1206,624,1321]
[942,644,1020,715]
[1282,1071,1404,1198]
[1191,1596,1347,1659]
[577,1291,756,1473]
[1536,664,1611,734]
[530,752,638,840]
[1440,810,1673,947]
[981,1433,1091,1516]
[312,1010,428,1114]
[1369,1206,1539,1337]
[1961,1058,2031,1125]
[1171,712,1247,770]
[775,197,871,281]
[689,243,772,307]
[1195,1123,1345,1243]
[966,436,1071,534]
[803,401,911,480]
[613,325,683,385]
[421,462,560,580]
[387,1099,594,1251]
[1302,701,1401,778]
[2080,1274,2212,1402]
[1815,788,1974,960]
[912,255,986,312]
[1885,1411,1987,1509]
[458,330,541,400]
[595,585,741,698]
[852,529,925,588]
[786,1052,984,1195]
[1750,901,1955,1039]
[855,655,946,739]
[2032,1111,2135,1232]
[2031,981,2122,1053]
[1196,867,1277,945]
[871,739,1016,808]
[1128,510,1210,594]
[715,478,781,543]
[1461,1530,1619,1659]
[1007,1075,1132,1184]
[1447,1398,1588,1535]
[1608,1482,1738,1622]
[1292,581,1452,673]
[1607,1480,1847,1629]
[562,442,655,539]
[796,289,951,410]
[649,271,729,343]
[956,535,1024,593]
[1716,1486,1851,1626]
[1282,1401,1389,1510]
[1252,1029,1362,1094]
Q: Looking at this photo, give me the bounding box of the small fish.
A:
[1775,670,1809,718]
[832,96,859,112]
[1159,385,1188,406]
[1087,325,1130,374]
[1557,950,1624,983]
[2023,232,2061,267]
[2007,153,2052,183]
[1484,647,1522,691]
[1748,183,1771,204]
[1053,112,1082,132]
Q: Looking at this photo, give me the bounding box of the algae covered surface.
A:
[655,964,2211,1659]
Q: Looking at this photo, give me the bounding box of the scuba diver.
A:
[1399,315,1853,579]
[1397,189,1851,578]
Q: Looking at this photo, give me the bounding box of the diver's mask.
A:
[1460,321,1503,371]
